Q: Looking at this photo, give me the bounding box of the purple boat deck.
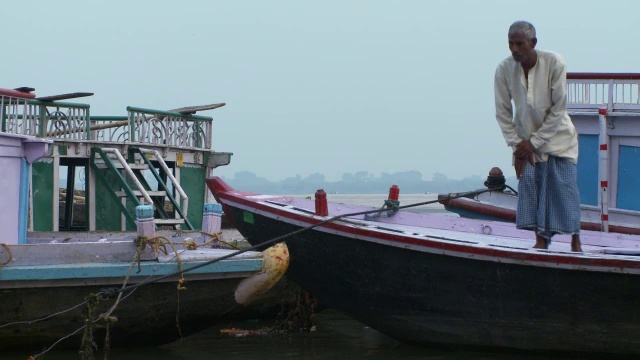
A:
[229,192,640,258]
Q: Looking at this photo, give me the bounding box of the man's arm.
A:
[528,57,568,149]
[494,65,521,148]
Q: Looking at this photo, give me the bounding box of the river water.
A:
[3,195,571,360]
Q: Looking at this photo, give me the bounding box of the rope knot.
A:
[183,239,197,250]
[484,174,506,191]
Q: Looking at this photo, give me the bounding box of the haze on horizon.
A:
[3,0,637,182]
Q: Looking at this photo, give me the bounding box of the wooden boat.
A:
[207,176,640,356]
[1,232,289,352]
[440,73,640,236]
[0,91,288,353]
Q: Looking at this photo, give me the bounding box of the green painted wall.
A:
[181,166,206,230]
[32,161,54,231]
[95,168,137,231]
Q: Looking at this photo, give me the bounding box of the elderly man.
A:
[494,20,582,252]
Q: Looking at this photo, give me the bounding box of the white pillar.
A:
[201,203,222,247]
[136,205,156,238]
[598,108,610,232]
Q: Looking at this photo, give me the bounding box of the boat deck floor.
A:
[254,195,640,259]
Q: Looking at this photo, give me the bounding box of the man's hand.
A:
[514,156,527,179]
[514,140,535,179]
[515,140,535,163]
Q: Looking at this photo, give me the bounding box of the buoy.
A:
[234,242,290,305]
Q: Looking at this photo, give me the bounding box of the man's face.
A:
[508,34,536,63]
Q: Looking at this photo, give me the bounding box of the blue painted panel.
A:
[617,145,640,211]
[577,135,599,206]
[0,259,262,281]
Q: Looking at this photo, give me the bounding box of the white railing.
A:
[567,73,640,112]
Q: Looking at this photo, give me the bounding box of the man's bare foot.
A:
[533,235,548,249]
[571,234,582,252]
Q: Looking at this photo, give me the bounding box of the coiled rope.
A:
[484,173,518,195]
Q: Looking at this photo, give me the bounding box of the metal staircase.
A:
[90,147,193,230]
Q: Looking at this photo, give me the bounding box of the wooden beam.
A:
[36,92,94,102]
[170,103,226,115]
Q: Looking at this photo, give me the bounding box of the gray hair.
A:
[508,21,536,40]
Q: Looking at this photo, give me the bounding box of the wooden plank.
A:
[0,258,262,282]
[2,241,155,266]
[36,92,94,102]
[170,103,226,115]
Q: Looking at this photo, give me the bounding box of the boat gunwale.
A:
[215,189,640,272]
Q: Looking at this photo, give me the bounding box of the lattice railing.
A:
[2,100,214,150]
[1,98,90,139]
[127,106,212,149]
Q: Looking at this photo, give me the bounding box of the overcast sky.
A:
[3,0,638,181]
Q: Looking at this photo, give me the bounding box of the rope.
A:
[134,235,187,288]
[0,243,13,265]
[364,199,400,220]
[79,294,99,359]
[199,231,240,250]
[0,301,88,329]
[114,186,500,295]
[484,174,518,195]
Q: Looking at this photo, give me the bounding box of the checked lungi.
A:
[516,155,581,241]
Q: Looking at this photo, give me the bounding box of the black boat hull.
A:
[224,204,640,355]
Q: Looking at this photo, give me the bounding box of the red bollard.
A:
[315,189,328,216]
[489,167,503,176]
[388,185,400,201]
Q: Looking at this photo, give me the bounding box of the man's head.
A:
[508,21,537,64]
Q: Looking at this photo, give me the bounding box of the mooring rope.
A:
[116,186,500,295]
[0,301,89,329]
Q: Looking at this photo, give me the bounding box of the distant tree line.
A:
[220,170,518,195]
